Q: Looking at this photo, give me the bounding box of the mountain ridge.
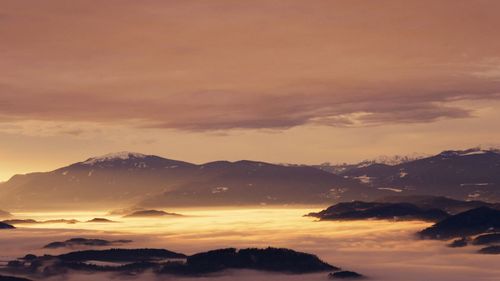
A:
[1,148,499,210]
[0,152,371,210]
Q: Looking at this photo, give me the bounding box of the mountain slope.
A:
[2,148,499,210]
[139,160,376,207]
[340,148,500,201]
[0,152,197,210]
[0,152,373,210]
[378,195,500,214]
[419,207,500,239]
[308,201,449,222]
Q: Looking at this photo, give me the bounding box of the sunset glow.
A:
[1,2,500,281]
[1,0,500,179]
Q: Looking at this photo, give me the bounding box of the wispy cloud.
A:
[1,1,500,132]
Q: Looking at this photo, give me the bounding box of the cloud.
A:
[1,0,500,132]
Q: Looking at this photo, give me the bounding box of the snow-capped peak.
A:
[357,153,428,167]
[82,152,148,165]
[438,147,497,158]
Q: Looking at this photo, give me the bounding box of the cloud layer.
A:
[1,0,500,131]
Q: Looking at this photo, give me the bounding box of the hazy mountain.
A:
[0,152,374,210]
[1,148,499,210]
[0,152,198,210]
[339,148,500,202]
[313,153,427,174]
[138,160,377,208]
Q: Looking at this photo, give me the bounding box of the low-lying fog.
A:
[1,208,499,281]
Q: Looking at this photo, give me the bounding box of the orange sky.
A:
[1,0,500,180]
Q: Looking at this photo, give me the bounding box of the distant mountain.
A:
[308,201,449,222]
[313,153,427,174]
[1,148,499,210]
[0,152,197,210]
[138,160,376,208]
[419,207,500,239]
[339,148,500,202]
[0,152,375,210]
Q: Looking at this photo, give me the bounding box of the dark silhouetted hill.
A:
[309,201,449,222]
[58,248,186,262]
[44,238,132,249]
[0,275,33,281]
[379,195,500,214]
[123,210,181,218]
[478,246,500,254]
[420,207,500,239]
[329,270,365,279]
[0,221,15,229]
[5,247,351,277]
[472,233,500,245]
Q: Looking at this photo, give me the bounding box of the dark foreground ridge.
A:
[1,247,354,279]
[161,248,338,275]
[308,201,449,222]
[419,207,500,239]
[44,238,132,249]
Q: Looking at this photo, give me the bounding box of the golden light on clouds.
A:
[1,0,500,179]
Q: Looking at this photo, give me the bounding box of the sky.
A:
[1,0,500,180]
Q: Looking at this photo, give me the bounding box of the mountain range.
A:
[0,152,371,210]
[0,148,499,210]
[338,148,500,202]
